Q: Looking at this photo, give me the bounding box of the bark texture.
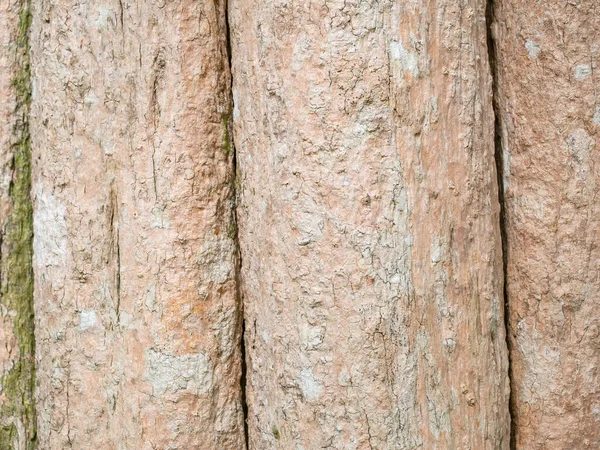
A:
[0,0,36,448]
[491,1,600,448]
[230,0,509,448]
[29,0,244,448]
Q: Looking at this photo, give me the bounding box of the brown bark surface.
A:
[0,2,17,231]
[29,0,244,448]
[230,0,509,448]
[492,1,600,448]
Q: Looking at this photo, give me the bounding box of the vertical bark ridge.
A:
[492,1,600,447]
[230,1,511,448]
[30,1,245,447]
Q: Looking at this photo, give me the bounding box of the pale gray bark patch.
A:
[144,349,214,396]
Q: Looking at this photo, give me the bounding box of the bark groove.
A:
[224,0,250,445]
[485,1,516,448]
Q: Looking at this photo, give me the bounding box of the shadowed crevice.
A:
[485,1,516,449]
[223,0,249,447]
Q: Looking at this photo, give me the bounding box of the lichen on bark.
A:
[222,112,233,157]
[0,0,36,449]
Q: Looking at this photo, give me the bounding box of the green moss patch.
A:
[0,3,36,449]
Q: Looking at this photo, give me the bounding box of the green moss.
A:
[271,425,280,440]
[227,220,237,242]
[0,2,36,449]
[221,112,232,156]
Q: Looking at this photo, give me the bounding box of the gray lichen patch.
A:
[32,185,67,269]
[573,63,592,81]
[593,107,600,127]
[143,349,213,396]
[78,309,99,331]
[525,39,540,59]
[298,368,322,401]
[389,39,419,79]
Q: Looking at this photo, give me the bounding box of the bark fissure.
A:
[485,2,515,449]
[224,1,249,447]
[109,186,121,324]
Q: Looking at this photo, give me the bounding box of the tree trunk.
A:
[229,0,509,448]
[0,1,597,448]
[491,0,600,448]
[0,0,36,448]
[29,0,244,448]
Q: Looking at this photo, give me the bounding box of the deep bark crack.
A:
[485,2,516,449]
[223,1,249,447]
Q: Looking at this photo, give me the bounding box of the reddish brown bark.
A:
[492,0,600,448]
[230,0,509,448]
[29,1,244,448]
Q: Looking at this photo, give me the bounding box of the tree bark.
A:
[0,0,36,448]
[230,0,509,448]
[0,1,595,448]
[29,0,244,448]
[491,0,600,448]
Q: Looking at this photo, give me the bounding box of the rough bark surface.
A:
[491,1,600,448]
[29,0,244,448]
[0,0,36,448]
[230,0,509,448]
